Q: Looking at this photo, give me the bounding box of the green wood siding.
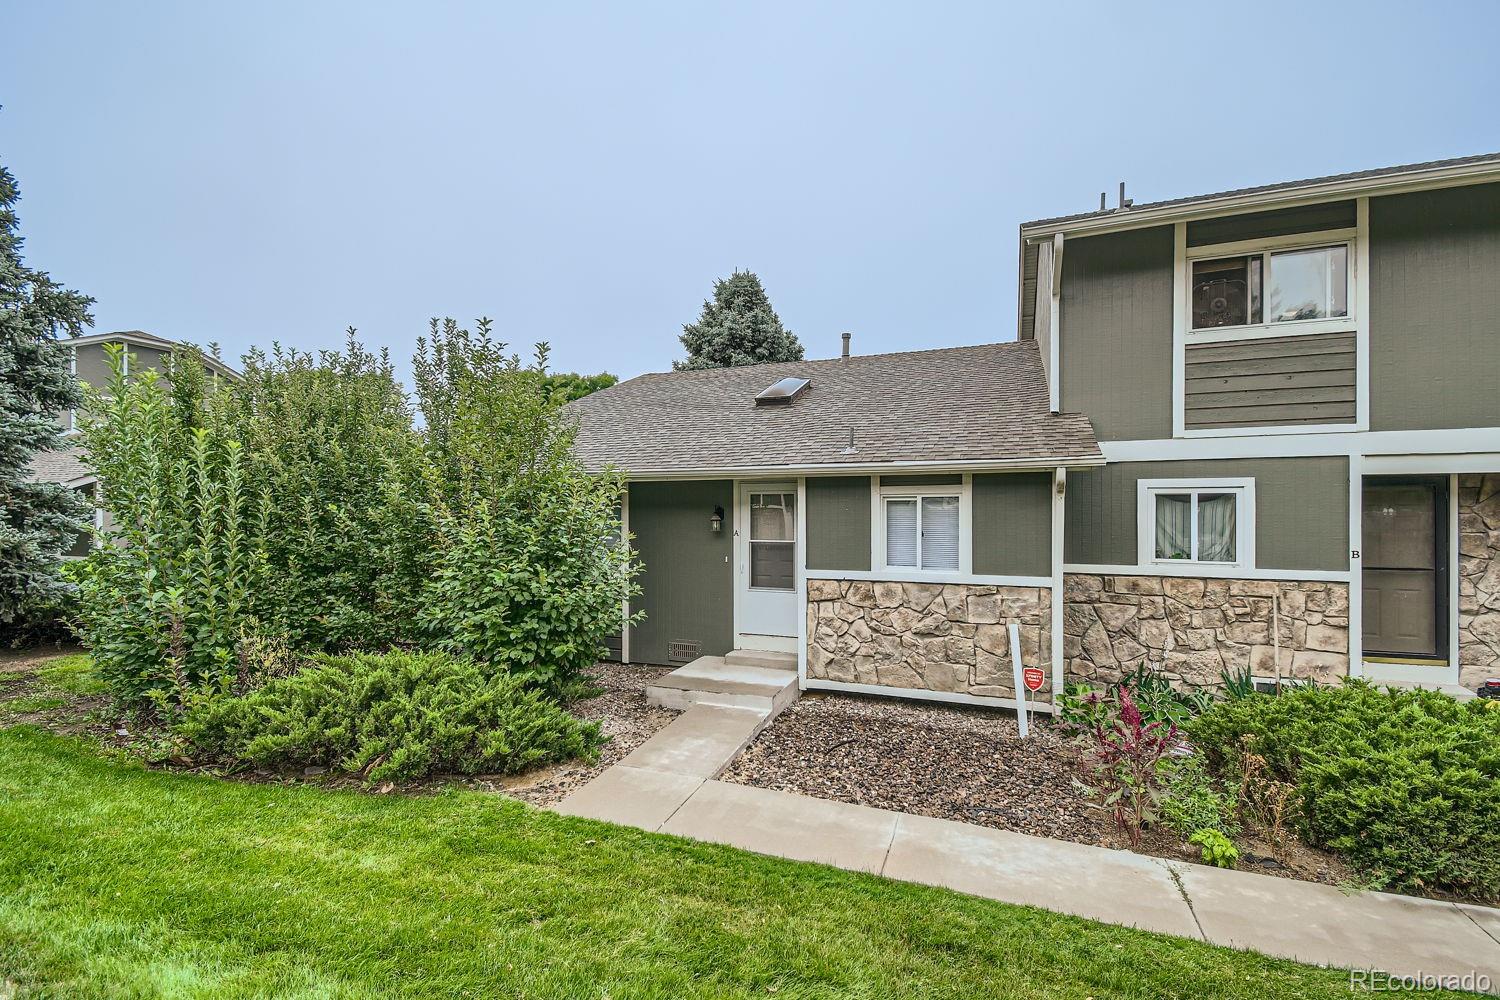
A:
[1065,457,1348,572]
[627,480,733,665]
[806,476,871,571]
[73,343,115,389]
[880,474,962,487]
[972,472,1052,576]
[1370,182,1500,431]
[1060,226,1174,441]
[1186,201,1355,247]
[1184,332,1356,429]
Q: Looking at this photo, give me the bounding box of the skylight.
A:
[754,377,811,406]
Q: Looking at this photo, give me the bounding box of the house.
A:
[27,330,239,557]
[1023,152,1500,699]
[571,151,1500,707]
[570,339,1102,709]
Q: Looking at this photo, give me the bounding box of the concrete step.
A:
[723,648,798,671]
[646,654,800,717]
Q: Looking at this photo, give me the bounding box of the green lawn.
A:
[0,729,1451,999]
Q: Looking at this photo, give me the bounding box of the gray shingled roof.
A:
[1021,151,1500,231]
[567,340,1100,475]
[27,445,93,485]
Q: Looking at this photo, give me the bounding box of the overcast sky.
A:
[5,1,1497,383]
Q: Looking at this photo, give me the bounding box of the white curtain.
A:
[751,493,794,541]
[920,496,960,570]
[1198,493,1237,562]
[886,499,918,567]
[1154,494,1192,560]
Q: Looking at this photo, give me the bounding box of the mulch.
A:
[487,661,679,807]
[720,691,1111,844]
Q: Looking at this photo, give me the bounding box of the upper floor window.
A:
[1191,243,1349,330]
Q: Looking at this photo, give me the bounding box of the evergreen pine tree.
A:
[0,159,94,623]
[674,270,804,370]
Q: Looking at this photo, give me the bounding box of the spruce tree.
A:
[0,159,94,623]
[674,270,804,370]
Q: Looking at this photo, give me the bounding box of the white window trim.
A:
[1185,228,1356,340]
[871,475,972,577]
[1172,201,1370,438]
[1136,477,1256,571]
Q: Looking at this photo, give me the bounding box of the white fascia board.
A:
[1018,159,1500,241]
[1099,428,1500,463]
[617,455,1106,481]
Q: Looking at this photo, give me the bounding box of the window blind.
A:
[885,498,918,567]
[920,496,960,571]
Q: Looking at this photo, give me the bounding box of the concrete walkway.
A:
[557,701,1500,991]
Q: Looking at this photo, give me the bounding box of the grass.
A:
[34,653,106,696]
[0,727,1458,1000]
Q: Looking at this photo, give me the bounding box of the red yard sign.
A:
[1022,667,1046,692]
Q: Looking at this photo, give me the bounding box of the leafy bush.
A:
[76,338,430,709]
[74,348,262,706]
[180,650,603,783]
[1158,753,1239,838]
[1189,828,1239,869]
[77,320,636,712]
[1189,682,1500,899]
[413,322,637,696]
[225,334,429,653]
[1059,665,1212,733]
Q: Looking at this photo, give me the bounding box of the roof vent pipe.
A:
[1118,181,1133,211]
[841,331,851,359]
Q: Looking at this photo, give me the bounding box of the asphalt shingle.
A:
[566,340,1100,475]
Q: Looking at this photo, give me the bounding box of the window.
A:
[1137,479,1254,569]
[748,492,795,590]
[883,494,960,572]
[1191,244,1348,330]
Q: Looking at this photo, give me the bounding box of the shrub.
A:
[75,348,261,706]
[1189,682,1500,899]
[225,335,429,653]
[1059,666,1211,734]
[180,650,603,784]
[1075,683,1180,848]
[1189,828,1239,869]
[1158,753,1239,838]
[76,339,429,709]
[413,322,638,696]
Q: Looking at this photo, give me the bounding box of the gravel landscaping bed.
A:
[720,691,1109,844]
[497,661,678,807]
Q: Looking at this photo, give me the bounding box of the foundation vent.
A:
[667,639,702,664]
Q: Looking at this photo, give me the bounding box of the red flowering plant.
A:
[1073,682,1181,847]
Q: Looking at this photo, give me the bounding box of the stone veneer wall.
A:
[805,580,1052,702]
[1063,575,1350,689]
[1459,474,1500,690]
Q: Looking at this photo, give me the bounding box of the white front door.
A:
[735,482,798,652]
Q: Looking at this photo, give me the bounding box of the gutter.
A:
[598,453,1107,481]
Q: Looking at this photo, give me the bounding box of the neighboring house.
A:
[571,151,1500,707]
[27,330,239,557]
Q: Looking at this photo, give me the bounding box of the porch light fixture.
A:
[710,506,724,533]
